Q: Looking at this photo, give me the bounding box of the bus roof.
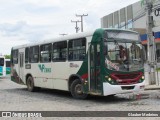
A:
[12,30,95,50]
[12,28,139,50]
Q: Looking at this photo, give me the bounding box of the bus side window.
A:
[12,50,18,64]
[68,38,86,61]
[29,46,39,63]
[52,41,67,62]
[25,47,29,63]
[40,44,51,63]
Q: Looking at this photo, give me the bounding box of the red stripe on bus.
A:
[81,73,88,79]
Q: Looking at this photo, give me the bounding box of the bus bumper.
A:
[103,81,145,96]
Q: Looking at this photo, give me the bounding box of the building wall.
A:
[132,1,146,29]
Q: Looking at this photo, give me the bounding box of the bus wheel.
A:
[70,79,88,99]
[26,76,36,92]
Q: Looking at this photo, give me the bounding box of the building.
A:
[101,0,160,63]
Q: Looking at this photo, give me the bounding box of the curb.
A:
[144,85,160,90]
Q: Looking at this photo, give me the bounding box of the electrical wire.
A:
[119,11,146,28]
[119,4,160,28]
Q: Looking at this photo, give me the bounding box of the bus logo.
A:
[2,112,11,117]
[38,64,51,73]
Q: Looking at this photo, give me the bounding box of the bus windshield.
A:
[104,41,144,72]
[0,58,4,66]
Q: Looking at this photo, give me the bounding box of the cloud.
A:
[0,32,29,55]
[0,0,140,54]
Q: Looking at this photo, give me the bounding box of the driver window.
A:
[130,43,141,59]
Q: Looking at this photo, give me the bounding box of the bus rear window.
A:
[6,61,11,67]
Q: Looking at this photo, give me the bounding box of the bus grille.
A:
[110,72,143,85]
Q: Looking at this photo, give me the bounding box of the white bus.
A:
[0,56,5,77]
[5,59,11,75]
[0,56,11,77]
[11,28,145,99]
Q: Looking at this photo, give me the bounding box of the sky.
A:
[0,0,140,55]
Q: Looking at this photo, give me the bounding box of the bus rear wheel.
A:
[26,76,38,92]
[70,79,88,99]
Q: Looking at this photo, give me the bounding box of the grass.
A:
[156,68,160,71]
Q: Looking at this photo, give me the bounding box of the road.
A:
[0,77,160,119]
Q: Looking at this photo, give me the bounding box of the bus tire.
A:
[70,79,88,99]
[26,76,37,92]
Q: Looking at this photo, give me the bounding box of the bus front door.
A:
[89,43,101,94]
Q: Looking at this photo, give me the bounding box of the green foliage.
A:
[141,0,145,6]
[156,68,160,71]
[4,55,11,59]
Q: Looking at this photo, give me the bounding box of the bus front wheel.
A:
[70,79,88,99]
[26,76,37,92]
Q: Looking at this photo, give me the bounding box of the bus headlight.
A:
[108,77,112,81]
[141,76,145,80]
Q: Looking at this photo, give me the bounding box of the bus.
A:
[11,28,145,99]
[5,59,11,75]
[0,56,5,77]
[0,56,11,77]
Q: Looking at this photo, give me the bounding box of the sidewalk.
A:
[145,84,160,90]
[144,68,160,90]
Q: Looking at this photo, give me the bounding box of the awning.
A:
[140,31,160,44]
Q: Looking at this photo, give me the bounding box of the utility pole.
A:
[145,0,156,85]
[76,14,88,32]
[71,20,80,33]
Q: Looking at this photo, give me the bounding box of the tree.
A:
[4,55,11,59]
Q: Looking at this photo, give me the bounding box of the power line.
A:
[119,3,160,29]
[119,11,146,29]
